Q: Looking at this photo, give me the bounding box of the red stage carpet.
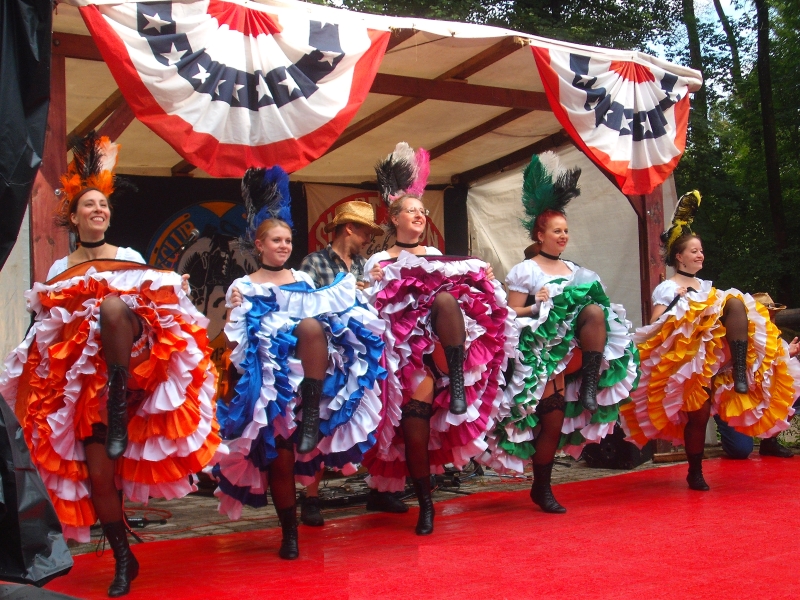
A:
[47,458,800,600]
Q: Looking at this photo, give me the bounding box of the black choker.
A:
[260,264,284,272]
[394,241,419,248]
[79,238,106,248]
[538,250,561,261]
[676,268,699,278]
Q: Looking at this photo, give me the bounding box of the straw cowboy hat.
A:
[752,292,786,321]
[324,200,383,236]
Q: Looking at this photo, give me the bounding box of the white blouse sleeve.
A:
[652,280,678,306]
[363,252,388,282]
[292,270,315,286]
[424,247,443,256]
[116,247,146,264]
[505,261,538,294]
[46,257,69,281]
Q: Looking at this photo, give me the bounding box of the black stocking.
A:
[532,400,565,466]
[294,318,327,380]
[430,293,466,348]
[684,399,711,455]
[268,446,297,511]
[721,297,748,343]
[401,401,432,479]
[575,303,606,352]
[99,296,139,369]
[85,441,123,524]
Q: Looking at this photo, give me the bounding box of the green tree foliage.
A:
[675,1,799,305]
[329,0,676,50]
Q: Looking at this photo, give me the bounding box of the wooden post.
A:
[29,54,69,283]
[625,185,666,325]
[627,184,671,454]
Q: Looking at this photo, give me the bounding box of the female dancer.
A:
[620,191,799,489]
[361,143,513,535]
[0,133,220,597]
[483,153,639,513]
[215,167,384,559]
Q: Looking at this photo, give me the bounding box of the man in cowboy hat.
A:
[300,200,384,289]
[297,200,409,526]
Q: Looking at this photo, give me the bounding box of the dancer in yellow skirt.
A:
[620,191,799,490]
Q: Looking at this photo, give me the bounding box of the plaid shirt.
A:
[300,244,366,288]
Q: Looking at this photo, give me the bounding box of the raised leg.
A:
[575,304,606,412]
[430,293,467,415]
[722,297,749,394]
[294,318,327,454]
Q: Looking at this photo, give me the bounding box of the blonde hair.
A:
[384,195,424,239]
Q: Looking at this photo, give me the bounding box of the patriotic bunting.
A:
[79,0,390,176]
[532,45,699,195]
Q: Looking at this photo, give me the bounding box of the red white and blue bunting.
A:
[532,44,700,195]
[79,0,389,176]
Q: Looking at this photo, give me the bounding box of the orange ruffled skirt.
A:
[0,262,220,542]
[620,288,798,447]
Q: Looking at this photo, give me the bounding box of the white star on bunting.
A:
[143,12,170,33]
[193,64,211,84]
[232,83,245,102]
[215,79,227,96]
[278,74,299,94]
[162,43,187,65]
[317,50,339,66]
[256,74,271,101]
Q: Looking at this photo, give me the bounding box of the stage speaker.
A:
[0,583,80,599]
[582,424,653,470]
[0,396,73,586]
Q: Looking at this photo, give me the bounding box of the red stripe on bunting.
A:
[79,5,389,177]
[531,46,686,195]
[609,61,655,83]
[207,0,282,36]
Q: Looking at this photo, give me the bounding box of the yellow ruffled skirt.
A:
[620,288,798,447]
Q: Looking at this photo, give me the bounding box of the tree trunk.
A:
[754,0,791,305]
[682,0,708,137]
[712,0,742,87]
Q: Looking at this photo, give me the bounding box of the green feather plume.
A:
[520,151,581,232]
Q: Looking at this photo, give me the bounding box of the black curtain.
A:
[0,0,52,272]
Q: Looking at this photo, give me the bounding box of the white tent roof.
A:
[55,0,701,185]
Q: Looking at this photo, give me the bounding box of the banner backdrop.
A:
[531,43,699,195]
[305,184,445,258]
[79,0,389,176]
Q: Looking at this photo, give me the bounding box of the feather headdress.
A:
[520,151,581,233]
[56,131,119,223]
[374,142,430,205]
[240,166,293,256]
[661,190,701,255]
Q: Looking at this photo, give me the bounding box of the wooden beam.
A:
[429,108,532,160]
[451,130,571,186]
[52,32,103,61]
[435,36,527,81]
[96,102,135,141]
[386,28,417,51]
[68,89,126,140]
[327,36,530,154]
[627,186,666,325]
[370,74,550,110]
[30,55,69,283]
[171,160,196,177]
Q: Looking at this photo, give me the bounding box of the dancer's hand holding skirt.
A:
[0,261,221,542]
[360,253,515,492]
[619,284,798,446]
[484,267,640,474]
[212,273,386,519]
